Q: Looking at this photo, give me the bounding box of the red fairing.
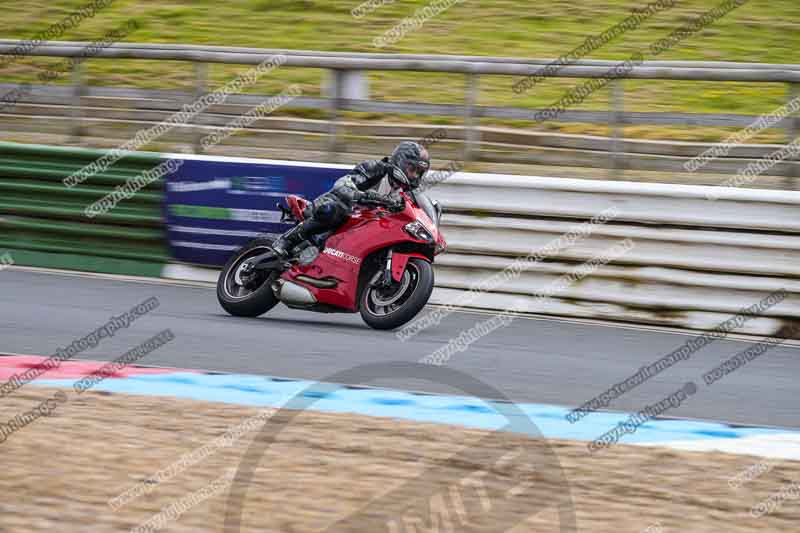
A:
[281,192,441,311]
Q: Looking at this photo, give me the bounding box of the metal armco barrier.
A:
[0,142,168,276]
[430,173,800,336]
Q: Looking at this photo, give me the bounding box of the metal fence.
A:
[1,41,799,184]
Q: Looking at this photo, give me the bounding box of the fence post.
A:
[70,62,85,143]
[192,62,208,154]
[327,69,342,162]
[463,72,480,162]
[785,82,799,190]
[609,79,624,179]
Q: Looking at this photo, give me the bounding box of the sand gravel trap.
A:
[0,386,798,532]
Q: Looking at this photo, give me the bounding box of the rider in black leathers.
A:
[270,141,431,258]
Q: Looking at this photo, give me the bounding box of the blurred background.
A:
[2,0,799,188]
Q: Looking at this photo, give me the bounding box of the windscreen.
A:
[411,190,439,227]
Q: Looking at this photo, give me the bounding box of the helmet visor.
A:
[406,160,430,184]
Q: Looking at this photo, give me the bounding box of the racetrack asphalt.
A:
[1,268,798,429]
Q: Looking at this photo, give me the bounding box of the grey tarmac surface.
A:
[1,268,798,429]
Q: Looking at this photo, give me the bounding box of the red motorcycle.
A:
[217,189,446,330]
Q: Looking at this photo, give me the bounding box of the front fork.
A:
[371,249,395,289]
[371,250,419,288]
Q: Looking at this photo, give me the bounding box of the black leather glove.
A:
[387,196,406,212]
[358,190,387,205]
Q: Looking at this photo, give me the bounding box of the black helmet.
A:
[388,141,430,189]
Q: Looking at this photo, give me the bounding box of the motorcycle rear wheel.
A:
[359,257,434,330]
[217,238,280,317]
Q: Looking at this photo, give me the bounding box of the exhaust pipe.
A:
[274,280,317,305]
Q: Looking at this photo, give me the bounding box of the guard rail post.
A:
[192,62,208,154]
[327,68,343,162]
[463,72,480,162]
[70,62,85,143]
[610,79,624,179]
[786,82,799,190]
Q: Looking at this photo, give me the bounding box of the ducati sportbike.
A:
[217,190,446,330]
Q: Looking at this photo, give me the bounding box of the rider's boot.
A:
[271,224,307,259]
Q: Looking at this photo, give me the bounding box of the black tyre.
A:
[359,257,434,330]
[217,238,280,317]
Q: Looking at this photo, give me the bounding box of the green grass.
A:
[2,0,799,141]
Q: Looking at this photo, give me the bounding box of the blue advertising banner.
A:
[164,155,351,266]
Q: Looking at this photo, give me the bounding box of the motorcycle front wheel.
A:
[217,238,280,317]
[359,257,434,330]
